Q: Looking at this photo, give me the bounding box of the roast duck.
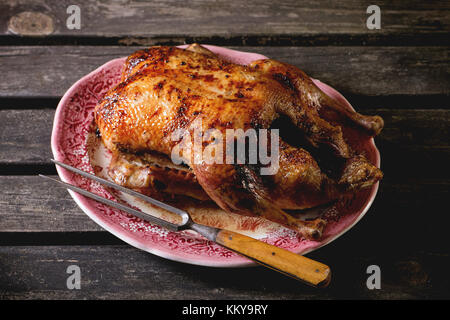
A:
[94,44,383,240]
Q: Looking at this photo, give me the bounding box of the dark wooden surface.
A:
[1,46,449,97]
[0,0,449,300]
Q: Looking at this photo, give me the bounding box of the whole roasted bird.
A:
[95,44,383,240]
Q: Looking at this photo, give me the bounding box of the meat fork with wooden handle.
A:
[41,159,331,288]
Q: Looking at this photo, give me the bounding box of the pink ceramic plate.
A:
[51,45,380,267]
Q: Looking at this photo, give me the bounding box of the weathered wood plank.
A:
[0,173,448,251]
[0,109,53,165]
[0,245,448,299]
[0,108,448,181]
[0,46,448,98]
[0,175,101,232]
[1,0,449,45]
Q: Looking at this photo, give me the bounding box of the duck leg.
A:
[250,59,384,136]
[192,161,326,240]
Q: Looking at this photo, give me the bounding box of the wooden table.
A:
[0,0,449,300]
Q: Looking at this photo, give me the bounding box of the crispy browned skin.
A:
[108,152,210,201]
[95,45,383,239]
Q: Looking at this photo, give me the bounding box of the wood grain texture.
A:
[0,0,448,45]
[0,109,53,165]
[0,46,448,98]
[0,108,448,180]
[0,0,448,301]
[0,174,447,250]
[0,175,101,232]
[0,245,448,299]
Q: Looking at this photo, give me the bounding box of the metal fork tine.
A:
[39,175,184,231]
[51,159,189,219]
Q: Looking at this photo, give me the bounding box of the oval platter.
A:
[51,45,380,267]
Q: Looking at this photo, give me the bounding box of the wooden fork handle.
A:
[215,229,331,287]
